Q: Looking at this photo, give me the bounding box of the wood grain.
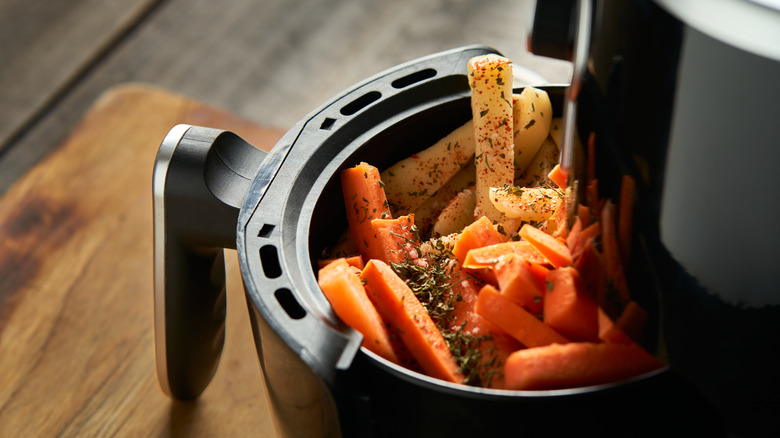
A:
[0,0,163,151]
[0,84,282,437]
[0,0,572,195]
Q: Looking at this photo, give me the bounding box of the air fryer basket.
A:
[229,46,721,437]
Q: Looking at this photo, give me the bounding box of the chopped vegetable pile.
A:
[317,54,663,390]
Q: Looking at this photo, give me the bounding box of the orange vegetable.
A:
[447,261,519,388]
[341,162,393,262]
[601,200,631,314]
[577,204,591,227]
[567,218,601,262]
[318,255,365,270]
[597,307,634,345]
[547,163,568,190]
[618,174,635,267]
[519,223,573,268]
[493,254,548,316]
[462,240,547,270]
[476,284,569,348]
[615,300,648,343]
[370,214,417,265]
[586,132,597,185]
[361,259,464,383]
[543,267,599,342]
[452,216,508,263]
[504,341,664,390]
[317,258,399,364]
[574,240,607,302]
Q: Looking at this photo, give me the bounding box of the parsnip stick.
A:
[382,120,475,215]
[468,54,515,223]
[513,87,553,177]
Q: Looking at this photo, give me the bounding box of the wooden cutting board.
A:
[0,83,284,437]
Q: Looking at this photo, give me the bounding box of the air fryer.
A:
[153,1,780,437]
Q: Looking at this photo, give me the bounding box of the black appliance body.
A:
[153,1,780,437]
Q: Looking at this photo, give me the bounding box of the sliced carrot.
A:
[547,163,568,190]
[598,307,634,345]
[318,258,399,364]
[577,204,591,227]
[318,254,365,270]
[452,216,509,263]
[370,214,417,265]
[360,259,464,383]
[601,200,631,314]
[586,132,597,185]
[544,267,599,342]
[504,341,664,390]
[476,284,569,348]
[586,178,601,219]
[565,216,583,254]
[446,260,520,389]
[568,220,601,262]
[447,258,482,323]
[341,162,392,262]
[615,300,648,343]
[519,223,573,268]
[462,240,547,270]
[451,307,521,389]
[493,254,548,316]
[618,174,635,267]
[574,239,607,302]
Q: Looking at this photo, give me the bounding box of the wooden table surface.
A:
[0,1,570,436]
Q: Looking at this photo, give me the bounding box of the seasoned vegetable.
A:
[361,259,464,383]
[317,258,399,363]
[504,341,663,390]
[468,54,515,223]
[382,120,475,215]
[317,54,660,391]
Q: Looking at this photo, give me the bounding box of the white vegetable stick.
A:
[513,87,553,176]
[468,54,515,223]
[382,120,476,214]
[489,186,563,223]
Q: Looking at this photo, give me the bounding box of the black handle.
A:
[153,125,267,399]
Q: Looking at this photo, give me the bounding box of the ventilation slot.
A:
[340,91,381,116]
[260,244,282,278]
[275,288,306,320]
[392,68,436,88]
[320,117,336,130]
[258,223,275,238]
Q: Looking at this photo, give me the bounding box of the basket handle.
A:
[152,125,266,399]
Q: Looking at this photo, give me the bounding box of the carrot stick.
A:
[318,258,399,364]
[341,162,392,261]
[360,259,464,383]
[318,255,365,270]
[598,307,634,345]
[493,254,548,316]
[618,174,635,267]
[600,200,631,315]
[547,163,567,190]
[543,267,599,342]
[615,300,648,343]
[462,240,547,271]
[586,132,597,185]
[577,204,591,227]
[574,239,607,302]
[452,216,508,263]
[568,221,601,262]
[370,214,417,265]
[476,284,569,348]
[504,341,664,390]
[446,260,519,389]
[519,223,573,268]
